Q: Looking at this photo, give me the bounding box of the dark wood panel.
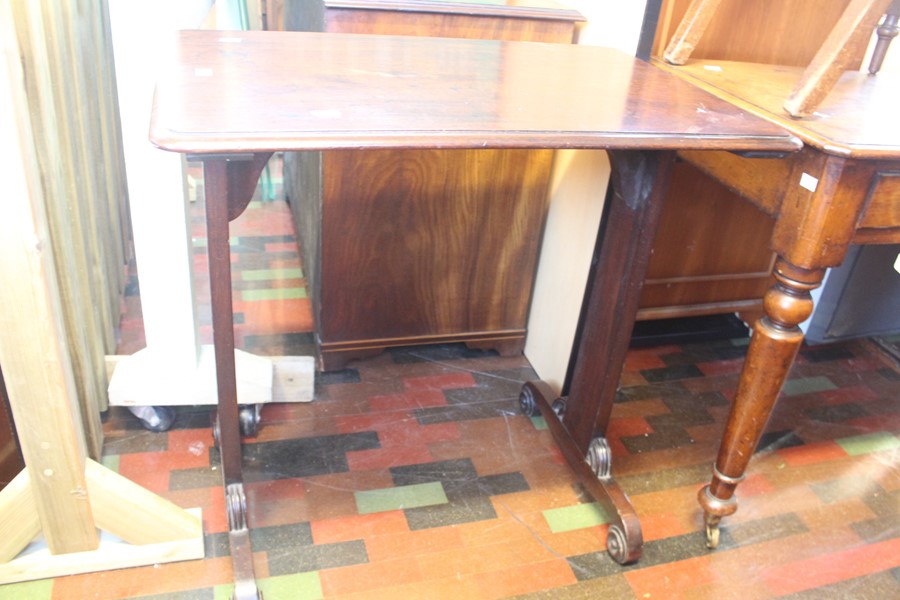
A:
[638,160,775,317]
[0,369,24,490]
[276,0,584,33]
[676,149,790,216]
[324,10,576,41]
[318,148,553,343]
[645,162,776,278]
[320,0,583,20]
[283,150,323,329]
[860,170,900,230]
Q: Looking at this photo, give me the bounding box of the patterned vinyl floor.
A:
[3,160,897,599]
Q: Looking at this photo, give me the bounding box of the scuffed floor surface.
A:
[5,178,897,599]
[14,337,896,598]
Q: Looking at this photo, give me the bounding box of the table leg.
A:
[698,258,822,547]
[522,150,675,564]
[202,153,271,600]
[696,145,871,548]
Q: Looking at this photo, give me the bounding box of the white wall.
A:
[108,0,213,374]
[524,1,650,393]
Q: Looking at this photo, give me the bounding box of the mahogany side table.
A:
[150,30,799,597]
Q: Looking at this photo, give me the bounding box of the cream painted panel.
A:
[524,2,650,393]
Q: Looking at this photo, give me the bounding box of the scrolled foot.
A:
[226,483,249,531]
[586,437,612,479]
[607,524,628,563]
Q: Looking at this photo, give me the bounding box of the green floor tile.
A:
[781,376,837,397]
[242,268,304,281]
[0,579,53,600]
[240,288,307,301]
[531,416,548,430]
[101,454,120,472]
[259,572,323,600]
[355,482,448,515]
[544,502,610,533]
[836,432,900,456]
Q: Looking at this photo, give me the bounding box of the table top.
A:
[655,59,900,160]
[150,30,800,155]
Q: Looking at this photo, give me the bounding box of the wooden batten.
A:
[58,0,122,352]
[1,2,204,582]
[94,0,131,294]
[8,0,131,458]
[15,1,105,459]
[0,509,203,586]
[84,459,202,545]
[0,470,41,564]
[2,1,98,554]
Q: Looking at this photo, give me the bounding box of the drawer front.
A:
[860,170,900,231]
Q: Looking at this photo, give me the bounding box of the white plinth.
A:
[107,345,314,407]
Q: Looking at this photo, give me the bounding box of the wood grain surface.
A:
[150,30,800,154]
[318,148,552,343]
[657,59,900,158]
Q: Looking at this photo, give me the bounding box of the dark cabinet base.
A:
[319,332,527,372]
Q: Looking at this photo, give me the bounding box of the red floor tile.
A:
[346,444,434,471]
[368,389,448,412]
[777,441,849,467]
[403,372,477,392]
[763,536,900,595]
[319,556,424,596]
[624,554,715,598]
[312,510,409,545]
[469,558,578,599]
[365,525,466,563]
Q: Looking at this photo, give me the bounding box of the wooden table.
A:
[150,30,798,596]
[653,58,900,547]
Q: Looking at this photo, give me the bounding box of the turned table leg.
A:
[689,141,875,548]
[698,258,823,547]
